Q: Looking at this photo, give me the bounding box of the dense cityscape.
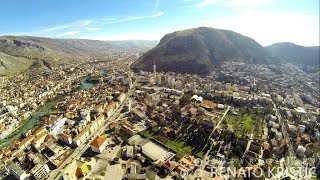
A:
[0,0,319,180]
[0,48,318,179]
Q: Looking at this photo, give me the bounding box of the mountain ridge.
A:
[131,27,270,74]
[265,42,319,66]
[0,36,157,75]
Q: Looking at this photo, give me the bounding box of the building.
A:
[156,76,162,86]
[58,132,72,145]
[118,93,126,104]
[32,132,48,149]
[191,82,197,92]
[201,100,217,109]
[90,135,108,153]
[169,77,175,88]
[7,162,28,180]
[176,155,196,174]
[141,140,175,162]
[49,117,67,134]
[80,109,91,122]
[73,127,90,146]
[30,163,50,180]
[18,135,34,151]
[204,84,212,93]
[76,160,90,178]
[124,145,134,159]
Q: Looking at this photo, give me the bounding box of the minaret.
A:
[153,61,157,80]
[128,99,132,112]
[253,77,256,86]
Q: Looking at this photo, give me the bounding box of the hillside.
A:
[0,36,156,75]
[266,42,319,66]
[0,52,34,75]
[131,27,269,74]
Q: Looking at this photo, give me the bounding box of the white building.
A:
[169,77,175,88]
[80,109,91,122]
[7,162,28,180]
[190,82,197,92]
[90,135,108,153]
[30,163,50,180]
[49,117,67,134]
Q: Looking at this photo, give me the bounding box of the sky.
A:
[0,0,319,46]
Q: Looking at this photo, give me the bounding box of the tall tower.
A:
[153,61,157,80]
[253,77,256,86]
[128,99,132,112]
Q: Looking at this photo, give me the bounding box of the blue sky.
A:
[0,0,319,46]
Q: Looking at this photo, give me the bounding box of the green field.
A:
[226,114,255,137]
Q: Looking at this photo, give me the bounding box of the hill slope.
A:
[131,27,269,74]
[0,36,156,75]
[266,42,319,66]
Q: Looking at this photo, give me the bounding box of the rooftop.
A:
[90,135,107,148]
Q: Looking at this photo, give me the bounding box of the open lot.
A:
[141,130,205,159]
[141,141,175,161]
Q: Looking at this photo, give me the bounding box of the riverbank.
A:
[0,100,57,149]
[0,76,95,149]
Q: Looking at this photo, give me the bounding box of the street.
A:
[49,77,138,180]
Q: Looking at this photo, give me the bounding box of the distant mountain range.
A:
[0,36,157,75]
[131,27,319,74]
[266,42,319,65]
[1,28,319,75]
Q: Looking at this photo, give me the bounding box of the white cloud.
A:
[9,10,165,38]
[58,30,80,36]
[224,0,273,9]
[101,11,165,25]
[195,0,220,7]
[153,0,160,13]
[85,27,101,32]
[204,11,319,46]
[41,20,92,32]
[186,0,273,9]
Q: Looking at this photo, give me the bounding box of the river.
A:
[0,77,94,149]
[80,76,94,89]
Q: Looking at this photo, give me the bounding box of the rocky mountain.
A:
[266,42,319,66]
[131,27,269,74]
[0,36,156,75]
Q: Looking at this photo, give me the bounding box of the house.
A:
[201,100,217,109]
[32,132,48,149]
[105,102,118,117]
[18,135,34,151]
[176,155,196,173]
[123,145,134,159]
[58,133,72,145]
[90,135,108,153]
[75,160,90,178]
[74,127,90,146]
[163,160,177,172]
[34,127,48,136]
[118,93,126,103]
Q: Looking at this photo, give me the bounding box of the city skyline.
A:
[0,0,319,46]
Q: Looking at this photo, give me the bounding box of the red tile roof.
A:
[90,135,107,148]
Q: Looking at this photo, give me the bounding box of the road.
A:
[49,77,138,180]
[273,103,294,157]
[200,106,230,170]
